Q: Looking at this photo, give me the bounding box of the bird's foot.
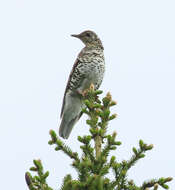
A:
[76,84,94,97]
[76,89,88,97]
[82,89,88,96]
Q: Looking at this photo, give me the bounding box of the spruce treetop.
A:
[25,86,173,190]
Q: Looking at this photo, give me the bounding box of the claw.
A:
[76,83,94,97]
[82,89,88,96]
[77,89,88,97]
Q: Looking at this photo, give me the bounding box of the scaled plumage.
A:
[59,30,105,139]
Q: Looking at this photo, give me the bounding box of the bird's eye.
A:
[86,33,91,37]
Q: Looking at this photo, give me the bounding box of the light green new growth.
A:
[25,87,173,190]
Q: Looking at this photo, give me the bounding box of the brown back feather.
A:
[60,49,85,118]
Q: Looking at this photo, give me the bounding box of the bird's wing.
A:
[60,57,85,118]
[60,59,77,118]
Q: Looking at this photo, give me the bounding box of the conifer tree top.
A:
[25,87,173,190]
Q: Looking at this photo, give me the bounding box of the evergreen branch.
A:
[112,161,128,189]
[99,163,111,176]
[49,130,80,162]
[25,160,53,190]
[77,158,91,182]
[60,175,81,190]
[127,140,153,170]
[78,135,95,163]
[60,174,82,190]
[101,132,121,159]
[125,179,140,190]
[113,141,154,189]
[60,174,72,190]
[141,177,173,190]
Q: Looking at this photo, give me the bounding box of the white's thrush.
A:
[59,30,105,139]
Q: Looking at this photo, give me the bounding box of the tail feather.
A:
[59,113,80,139]
[59,91,83,139]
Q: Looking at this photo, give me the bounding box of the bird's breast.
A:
[78,58,105,90]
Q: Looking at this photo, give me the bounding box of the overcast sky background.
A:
[0,0,175,189]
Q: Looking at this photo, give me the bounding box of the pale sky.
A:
[0,0,174,189]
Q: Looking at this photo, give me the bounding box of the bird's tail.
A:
[59,93,83,139]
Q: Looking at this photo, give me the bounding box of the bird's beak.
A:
[71,34,80,38]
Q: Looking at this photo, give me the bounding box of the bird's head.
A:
[71,30,103,49]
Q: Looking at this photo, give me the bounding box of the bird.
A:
[59,30,105,139]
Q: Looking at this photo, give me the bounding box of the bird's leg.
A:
[76,89,83,96]
[78,83,95,96]
[82,89,88,96]
[76,82,95,97]
[76,89,88,97]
